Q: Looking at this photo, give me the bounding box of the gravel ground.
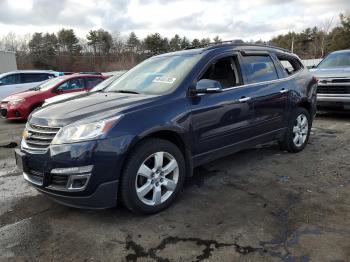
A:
[0,113,349,262]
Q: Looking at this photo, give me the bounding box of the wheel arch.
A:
[124,129,193,178]
[297,99,312,116]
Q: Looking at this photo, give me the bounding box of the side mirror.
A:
[193,79,223,95]
[0,80,3,86]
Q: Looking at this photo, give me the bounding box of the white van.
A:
[0,70,58,100]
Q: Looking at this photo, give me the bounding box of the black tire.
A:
[280,107,312,153]
[120,138,185,214]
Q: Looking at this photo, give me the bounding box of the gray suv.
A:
[311,50,350,110]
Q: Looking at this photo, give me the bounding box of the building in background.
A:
[0,51,17,73]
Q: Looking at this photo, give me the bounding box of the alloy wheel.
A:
[135,151,179,206]
[292,113,309,147]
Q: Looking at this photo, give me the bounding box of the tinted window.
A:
[1,74,21,85]
[200,56,242,88]
[242,56,278,84]
[85,77,104,89]
[22,73,54,83]
[57,78,84,91]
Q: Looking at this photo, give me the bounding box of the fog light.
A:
[49,165,93,192]
[72,177,88,188]
[67,174,91,191]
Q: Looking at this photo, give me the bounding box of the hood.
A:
[310,67,350,78]
[44,91,86,105]
[4,90,41,101]
[30,92,159,126]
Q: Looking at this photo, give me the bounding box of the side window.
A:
[23,73,54,83]
[277,56,304,76]
[200,56,242,88]
[1,74,21,85]
[85,77,104,89]
[57,78,85,91]
[241,55,278,84]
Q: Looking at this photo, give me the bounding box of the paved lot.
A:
[0,114,350,262]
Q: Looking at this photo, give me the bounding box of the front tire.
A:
[120,138,185,214]
[280,107,311,153]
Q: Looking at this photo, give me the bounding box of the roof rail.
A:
[184,40,292,53]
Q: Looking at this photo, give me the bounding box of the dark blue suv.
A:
[15,43,317,214]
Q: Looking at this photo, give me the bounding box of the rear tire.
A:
[120,138,185,214]
[280,107,311,153]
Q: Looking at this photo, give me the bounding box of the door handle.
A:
[280,89,289,94]
[239,97,251,103]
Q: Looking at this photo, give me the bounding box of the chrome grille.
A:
[23,123,60,150]
[317,78,350,95]
[317,85,350,94]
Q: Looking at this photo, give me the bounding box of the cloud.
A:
[0,0,348,40]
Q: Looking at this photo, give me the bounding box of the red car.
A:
[1,74,106,120]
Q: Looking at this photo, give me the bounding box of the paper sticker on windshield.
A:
[153,76,176,84]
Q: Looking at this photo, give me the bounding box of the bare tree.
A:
[320,16,334,57]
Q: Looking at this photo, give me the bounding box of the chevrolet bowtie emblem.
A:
[23,130,32,140]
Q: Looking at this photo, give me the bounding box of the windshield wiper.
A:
[30,86,41,91]
[112,90,140,94]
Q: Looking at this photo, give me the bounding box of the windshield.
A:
[105,54,202,95]
[35,77,65,91]
[317,52,350,69]
[90,73,124,92]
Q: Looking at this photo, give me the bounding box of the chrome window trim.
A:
[220,69,301,92]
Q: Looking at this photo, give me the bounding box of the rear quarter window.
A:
[22,73,54,83]
[241,55,278,84]
[277,56,304,76]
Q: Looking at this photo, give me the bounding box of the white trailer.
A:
[0,51,17,74]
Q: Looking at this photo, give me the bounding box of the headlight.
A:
[51,115,123,144]
[8,97,25,106]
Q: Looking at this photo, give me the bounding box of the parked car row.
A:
[14,42,318,214]
[0,70,59,100]
[1,74,106,120]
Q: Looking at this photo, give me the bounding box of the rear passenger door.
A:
[240,53,290,135]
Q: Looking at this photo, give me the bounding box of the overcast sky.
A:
[0,0,348,41]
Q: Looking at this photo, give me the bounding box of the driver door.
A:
[190,54,256,164]
[56,78,86,94]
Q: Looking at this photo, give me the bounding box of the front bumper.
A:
[15,136,132,209]
[1,102,28,120]
[317,94,350,110]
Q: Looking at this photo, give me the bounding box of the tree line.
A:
[270,13,350,59]
[0,13,349,72]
